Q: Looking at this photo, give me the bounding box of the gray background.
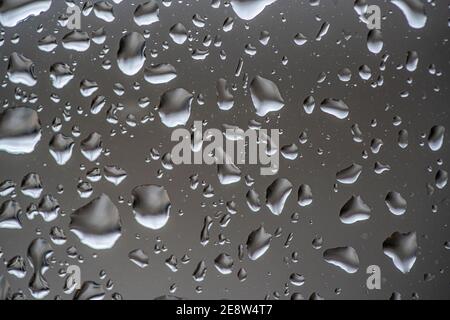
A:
[0,0,449,300]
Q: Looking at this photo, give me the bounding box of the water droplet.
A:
[385,191,407,216]
[117,32,146,76]
[230,0,278,20]
[0,200,22,229]
[320,98,349,119]
[158,88,193,128]
[323,247,360,274]
[266,178,293,216]
[367,29,383,54]
[383,231,417,273]
[391,0,427,29]
[27,238,53,299]
[336,163,363,184]
[0,107,41,154]
[250,75,285,117]
[132,185,171,230]
[134,1,159,26]
[144,63,177,84]
[0,0,52,27]
[70,194,123,250]
[339,195,371,224]
[169,23,188,44]
[247,225,272,260]
[129,249,149,268]
[214,253,234,275]
[428,125,445,152]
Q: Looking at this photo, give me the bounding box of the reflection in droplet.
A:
[0,200,22,229]
[336,163,363,184]
[383,231,417,274]
[391,0,427,29]
[428,125,445,152]
[158,88,193,128]
[214,253,234,275]
[70,194,123,250]
[339,195,371,224]
[320,99,349,119]
[7,52,37,86]
[27,238,53,299]
[134,1,159,26]
[323,247,360,274]
[230,0,278,20]
[117,32,146,76]
[0,0,52,27]
[250,75,285,117]
[132,185,171,230]
[385,191,407,216]
[266,178,292,216]
[247,226,272,260]
[367,29,383,54]
[0,107,41,155]
[144,64,177,84]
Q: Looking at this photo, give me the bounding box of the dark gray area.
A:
[0,0,449,300]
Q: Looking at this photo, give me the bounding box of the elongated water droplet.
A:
[391,0,427,29]
[266,178,292,216]
[336,163,363,184]
[230,0,278,20]
[247,225,272,260]
[339,195,371,224]
[428,125,445,151]
[27,238,53,299]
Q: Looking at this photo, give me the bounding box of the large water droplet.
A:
[117,32,146,76]
[339,195,371,224]
[132,185,171,230]
[0,0,52,27]
[169,23,188,44]
[391,0,427,29]
[7,52,37,86]
[0,107,41,155]
[266,178,293,216]
[246,225,272,260]
[134,1,159,26]
[144,63,177,84]
[230,0,278,20]
[0,200,22,229]
[70,194,123,250]
[27,238,53,299]
[320,98,349,119]
[250,75,285,117]
[383,231,417,273]
[385,191,407,216]
[323,246,360,274]
[428,125,445,152]
[367,29,383,54]
[336,163,363,184]
[214,253,234,275]
[158,88,193,128]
